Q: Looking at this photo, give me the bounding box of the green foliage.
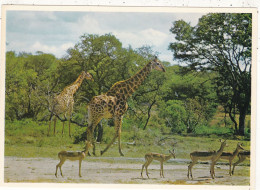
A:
[194,125,233,136]
[5,51,58,120]
[5,119,251,159]
[157,66,218,134]
[160,100,186,133]
[169,13,252,135]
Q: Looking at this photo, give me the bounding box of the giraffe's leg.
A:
[69,119,71,137]
[87,119,101,156]
[62,121,65,136]
[53,116,57,135]
[100,131,118,156]
[86,127,94,156]
[101,116,124,156]
[48,114,53,136]
[117,117,124,156]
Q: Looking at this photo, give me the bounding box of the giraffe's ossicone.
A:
[87,57,165,156]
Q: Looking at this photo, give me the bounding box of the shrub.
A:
[194,125,233,136]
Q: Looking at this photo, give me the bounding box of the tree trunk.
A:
[93,122,103,143]
[238,108,247,136]
[143,100,156,130]
[97,122,103,142]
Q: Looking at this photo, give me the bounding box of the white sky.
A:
[6,11,204,64]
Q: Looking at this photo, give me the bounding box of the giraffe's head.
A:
[151,56,165,72]
[83,71,94,81]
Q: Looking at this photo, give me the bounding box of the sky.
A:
[6,11,205,64]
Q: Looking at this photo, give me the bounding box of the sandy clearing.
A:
[4,156,250,186]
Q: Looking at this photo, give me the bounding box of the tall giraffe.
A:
[87,57,165,156]
[48,71,93,136]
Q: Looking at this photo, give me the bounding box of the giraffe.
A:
[48,71,93,136]
[86,57,165,156]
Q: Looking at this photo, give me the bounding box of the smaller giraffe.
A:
[48,71,93,136]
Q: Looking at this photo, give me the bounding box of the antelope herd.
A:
[55,139,250,179]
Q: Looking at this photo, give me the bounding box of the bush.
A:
[159,100,187,134]
[194,125,233,136]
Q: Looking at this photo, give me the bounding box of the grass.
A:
[4,119,251,164]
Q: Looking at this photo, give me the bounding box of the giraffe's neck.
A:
[63,72,85,96]
[106,62,152,99]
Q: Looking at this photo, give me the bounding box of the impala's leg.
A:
[145,159,152,178]
[232,156,246,175]
[56,159,65,177]
[187,165,189,178]
[101,116,124,156]
[59,159,66,177]
[79,159,82,177]
[229,160,232,176]
[210,161,216,179]
[160,162,164,178]
[141,159,148,178]
[188,160,197,179]
[55,159,60,177]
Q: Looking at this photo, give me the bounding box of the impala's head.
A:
[237,143,245,151]
[219,139,228,147]
[151,56,165,72]
[169,149,176,159]
[83,71,94,81]
[85,140,93,149]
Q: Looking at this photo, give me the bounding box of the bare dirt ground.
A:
[4,156,250,185]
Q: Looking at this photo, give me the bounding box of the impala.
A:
[55,141,92,177]
[187,139,227,179]
[141,149,175,178]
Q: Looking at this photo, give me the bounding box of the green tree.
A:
[169,13,252,135]
[158,65,217,133]
[160,100,186,134]
[5,51,58,120]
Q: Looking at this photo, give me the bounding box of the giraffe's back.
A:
[88,95,117,119]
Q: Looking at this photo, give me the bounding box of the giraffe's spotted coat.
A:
[48,71,93,136]
[86,57,165,156]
